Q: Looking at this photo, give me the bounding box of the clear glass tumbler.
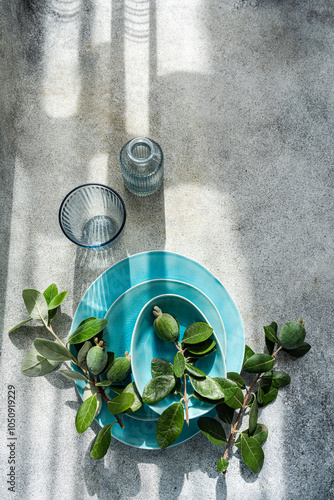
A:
[59,184,126,250]
[120,137,164,196]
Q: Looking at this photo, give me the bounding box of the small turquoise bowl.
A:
[131,294,226,419]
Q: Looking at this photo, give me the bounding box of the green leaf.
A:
[197,417,226,445]
[235,424,268,449]
[265,336,275,355]
[192,391,224,405]
[21,346,59,377]
[285,342,311,358]
[68,318,108,344]
[22,289,49,325]
[173,352,185,378]
[8,318,32,334]
[189,375,225,400]
[261,370,291,388]
[34,338,72,361]
[90,424,112,459]
[142,375,176,404]
[95,379,112,387]
[156,401,184,449]
[58,369,88,381]
[216,403,234,424]
[257,386,264,404]
[107,393,135,414]
[182,322,213,345]
[240,433,264,473]
[48,291,68,310]
[214,378,239,401]
[269,321,278,335]
[151,358,174,378]
[186,350,217,363]
[242,354,275,373]
[123,382,143,413]
[243,345,255,367]
[227,372,246,389]
[249,395,258,435]
[185,362,206,378]
[258,384,278,407]
[263,324,279,343]
[77,341,93,371]
[83,382,102,416]
[185,338,216,356]
[43,284,58,304]
[43,284,59,323]
[217,457,229,472]
[224,386,244,409]
[75,395,97,434]
[172,377,182,395]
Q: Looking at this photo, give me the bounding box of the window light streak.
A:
[157,0,212,76]
[42,8,81,118]
[91,0,112,47]
[124,0,150,136]
[89,153,109,184]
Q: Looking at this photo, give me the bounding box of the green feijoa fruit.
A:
[107,356,131,383]
[86,346,108,375]
[153,306,179,343]
[278,321,306,350]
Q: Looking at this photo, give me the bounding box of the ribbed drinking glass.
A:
[59,184,126,250]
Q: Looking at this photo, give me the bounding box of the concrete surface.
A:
[1,0,334,499]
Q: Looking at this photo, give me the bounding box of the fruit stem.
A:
[152,306,162,318]
[273,345,283,357]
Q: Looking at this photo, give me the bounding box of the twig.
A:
[98,386,124,429]
[183,373,189,425]
[222,346,283,470]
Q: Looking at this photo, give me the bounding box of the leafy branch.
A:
[9,284,141,456]
[197,320,311,473]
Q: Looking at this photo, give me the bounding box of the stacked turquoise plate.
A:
[70,251,245,449]
[131,293,226,419]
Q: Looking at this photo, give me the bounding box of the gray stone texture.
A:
[1,0,333,499]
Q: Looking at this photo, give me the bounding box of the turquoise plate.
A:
[103,279,227,421]
[70,251,245,449]
[131,293,226,418]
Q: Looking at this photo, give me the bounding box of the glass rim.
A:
[126,137,154,164]
[58,183,126,248]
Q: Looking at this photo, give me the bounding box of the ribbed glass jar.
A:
[120,137,164,196]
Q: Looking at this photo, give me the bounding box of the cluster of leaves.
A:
[9,285,143,459]
[142,321,228,448]
[196,320,311,473]
[10,285,311,472]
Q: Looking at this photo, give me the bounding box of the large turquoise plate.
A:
[70,251,245,449]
